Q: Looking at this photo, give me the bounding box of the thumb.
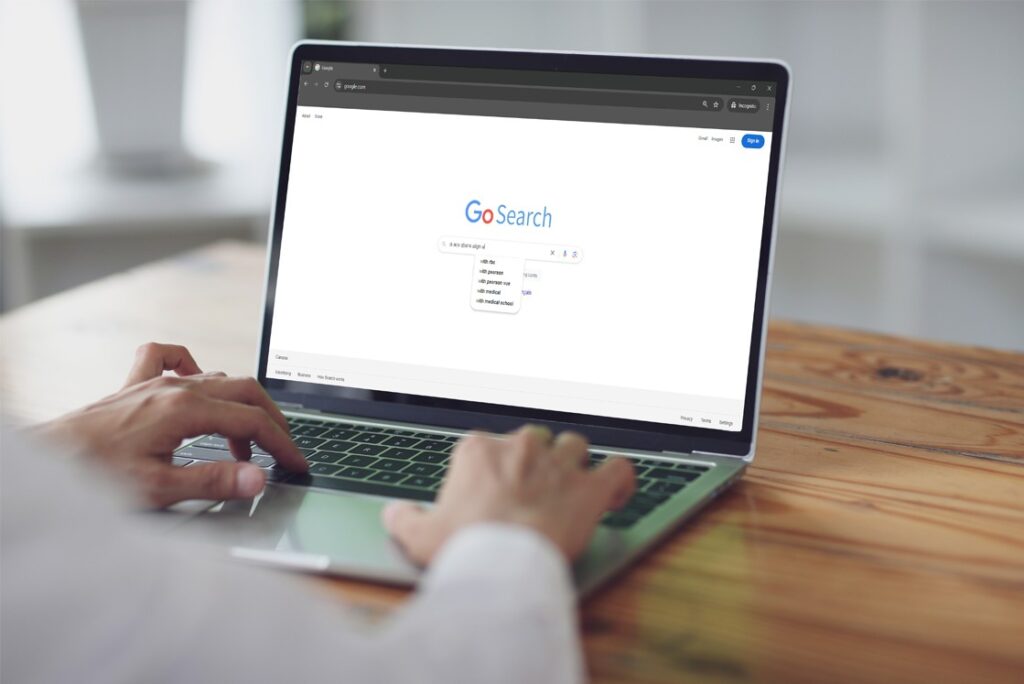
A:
[147,461,266,508]
[382,501,444,566]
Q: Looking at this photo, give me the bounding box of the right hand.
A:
[382,425,636,564]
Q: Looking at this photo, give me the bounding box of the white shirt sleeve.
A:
[0,425,584,684]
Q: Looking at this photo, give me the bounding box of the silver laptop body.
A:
[176,42,790,597]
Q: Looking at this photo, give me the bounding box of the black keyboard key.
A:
[646,480,685,495]
[322,428,358,441]
[175,445,236,463]
[623,494,662,515]
[413,439,451,453]
[623,504,656,519]
[352,432,388,444]
[381,447,417,460]
[336,466,373,480]
[383,436,419,448]
[319,439,356,454]
[674,462,711,472]
[403,475,441,490]
[633,489,671,504]
[289,475,434,502]
[643,489,673,503]
[621,509,645,522]
[339,453,376,467]
[172,456,193,467]
[382,428,417,437]
[309,450,345,464]
[648,468,700,482]
[309,463,340,476]
[441,435,460,443]
[645,467,673,479]
[403,462,442,477]
[363,426,384,432]
[249,455,275,468]
[414,432,437,439]
[293,436,326,450]
[412,451,448,464]
[602,512,642,528]
[371,458,406,472]
[292,424,327,438]
[350,443,387,457]
[192,435,229,450]
[264,466,292,482]
[368,471,408,484]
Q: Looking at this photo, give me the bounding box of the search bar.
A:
[439,236,582,264]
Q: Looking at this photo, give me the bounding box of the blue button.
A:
[741,134,765,149]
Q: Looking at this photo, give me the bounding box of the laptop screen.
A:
[264,51,782,443]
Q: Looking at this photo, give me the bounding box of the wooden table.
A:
[2,241,1022,683]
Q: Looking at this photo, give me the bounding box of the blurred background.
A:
[1,0,1021,350]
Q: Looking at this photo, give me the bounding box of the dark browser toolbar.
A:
[297,61,776,132]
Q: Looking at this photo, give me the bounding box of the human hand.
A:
[37,343,306,507]
[382,425,636,564]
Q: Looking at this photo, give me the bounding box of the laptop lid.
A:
[258,42,790,460]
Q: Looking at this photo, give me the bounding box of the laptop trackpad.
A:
[175,484,422,585]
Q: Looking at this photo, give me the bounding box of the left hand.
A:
[37,343,306,507]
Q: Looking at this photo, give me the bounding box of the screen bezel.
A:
[258,42,789,457]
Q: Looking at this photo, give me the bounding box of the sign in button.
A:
[741,134,765,149]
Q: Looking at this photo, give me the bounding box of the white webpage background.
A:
[270,106,771,426]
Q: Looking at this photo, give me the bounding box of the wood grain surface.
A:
[2,241,1022,684]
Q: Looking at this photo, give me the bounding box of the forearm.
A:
[4,426,584,683]
[374,524,585,684]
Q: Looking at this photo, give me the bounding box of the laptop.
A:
[174,42,790,597]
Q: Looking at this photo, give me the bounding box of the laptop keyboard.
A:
[173,416,712,529]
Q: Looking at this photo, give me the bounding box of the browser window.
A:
[267,61,777,432]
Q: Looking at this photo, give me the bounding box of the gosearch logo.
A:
[465,199,553,228]
[465,199,497,224]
